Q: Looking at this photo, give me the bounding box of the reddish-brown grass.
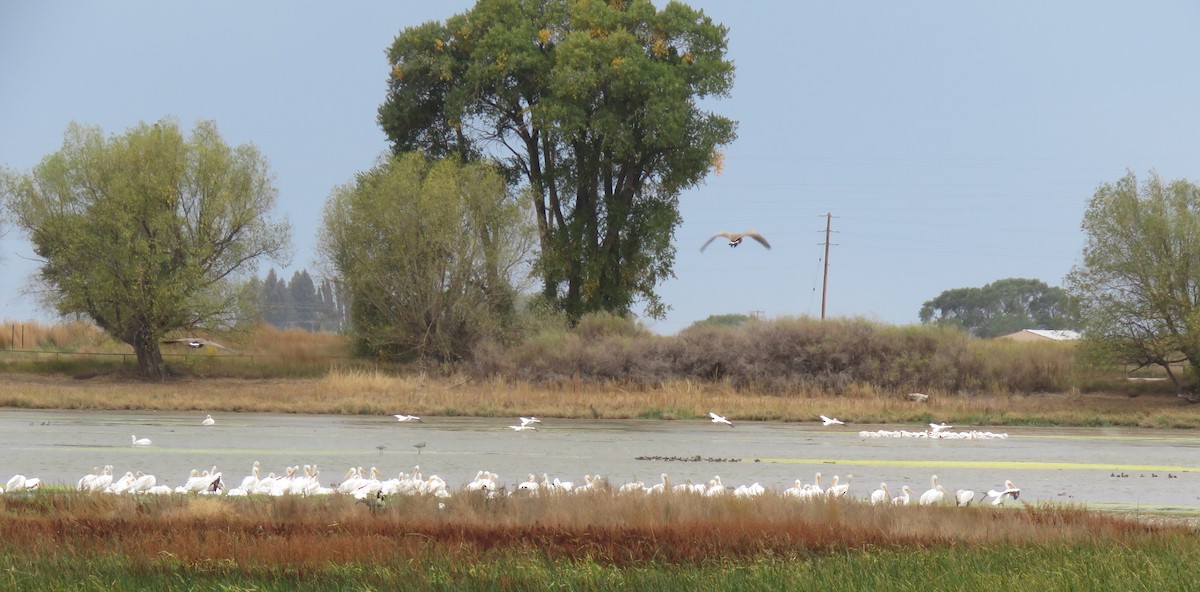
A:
[0,492,1187,570]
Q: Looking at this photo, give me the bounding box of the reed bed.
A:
[1,491,1196,590]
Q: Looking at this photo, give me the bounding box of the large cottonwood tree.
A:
[4,119,290,378]
[919,278,1078,338]
[1066,171,1200,395]
[379,0,736,322]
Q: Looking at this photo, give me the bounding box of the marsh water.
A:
[4,408,1199,512]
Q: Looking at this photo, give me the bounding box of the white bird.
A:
[827,475,852,499]
[955,489,977,507]
[869,482,891,505]
[131,434,152,446]
[919,475,947,506]
[202,414,216,426]
[509,424,537,431]
[700,230,771,251]
[892,485,916,506]
[394,414,423,423]
[709,412,733,427]
[820,415,844,426]
[929,422,952,432]
[161,337,235,352]
[986,480,1021,506]
[519,417,542,427]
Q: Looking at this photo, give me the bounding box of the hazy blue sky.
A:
[3,1,1199,334]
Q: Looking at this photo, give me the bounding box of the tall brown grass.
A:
[0,491,1188,569]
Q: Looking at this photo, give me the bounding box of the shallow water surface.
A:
[3,409,1198,512]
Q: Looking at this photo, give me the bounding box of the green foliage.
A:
[319,153,533,362]
[919,277,1079,338]
[380,0,737,322]
[2,119,290,377]
[686,313,752,330]
[1066,171,1200,394]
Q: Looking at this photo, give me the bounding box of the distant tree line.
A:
[248,269,348,333]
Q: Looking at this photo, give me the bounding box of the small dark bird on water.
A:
[700,231,771,252]
[414,442,427,455]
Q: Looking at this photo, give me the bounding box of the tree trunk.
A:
[131,326,166,380]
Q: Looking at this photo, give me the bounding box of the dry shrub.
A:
[470,316,1082,396]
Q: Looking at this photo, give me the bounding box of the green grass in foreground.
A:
[4,540,1198,591]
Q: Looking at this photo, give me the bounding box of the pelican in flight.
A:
[519,417,542,427]
[709,412,733,427]
[161,338,235,352]
[820,415,845,426]
[929,422,953,432]
[202,414,215,426]
[509,424,538,432]
[131,434,152,446]
[700,231,771,251]
[394,414,423,423]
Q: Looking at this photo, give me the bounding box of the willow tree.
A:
[4,119,291,378]
[379,0,736,321]
[1066,171,1200,395]
[320,153,533,362]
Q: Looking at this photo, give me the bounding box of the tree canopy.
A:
[1066,171,1200,394]
[379,0,736,322]
[919,278,1078,338]
[319,153,533,362]
[3,119,291,377]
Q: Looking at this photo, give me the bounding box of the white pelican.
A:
[393,414,423,423]
[704,475,727,496]
[869,483,891,505]
[519,417,542,427]
[919,476,947,506]
[827,475,852,499]
[709,412,733,427]
[509,424,538,431]
[986,480,1021,505]
[892,485,916,505]
[202,414,216,426]
[955,489,977,506]
[131,434,152,446]
[820,415,844,426]
[929,422,952,432]
[648,473,672,494]
[700,230,771,251]
[131,471,157,493]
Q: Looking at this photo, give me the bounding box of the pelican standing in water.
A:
[131,435,152,446]
[202,414,215,426]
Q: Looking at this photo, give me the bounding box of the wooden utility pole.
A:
[821,211,832,320]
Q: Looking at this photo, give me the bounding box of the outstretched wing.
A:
[162,338,235,352]
[743,231,771,249]
[700,232,732,252]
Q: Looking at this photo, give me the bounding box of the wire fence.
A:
[0,348,361,366]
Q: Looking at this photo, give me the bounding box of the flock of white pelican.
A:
[858,423,1010,440]
[1,461,1021,511]
[1,412,1023,506]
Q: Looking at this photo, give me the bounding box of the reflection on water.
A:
[2,409,1199,512]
